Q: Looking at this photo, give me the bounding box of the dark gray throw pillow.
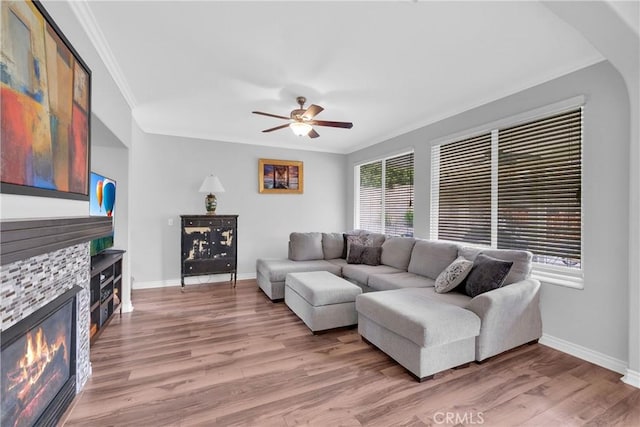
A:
[464,254,513,298]
[341,233,349,259]
[362,246,382,266]
[346,243,382,266]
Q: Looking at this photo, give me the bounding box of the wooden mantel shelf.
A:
[0,217,112,266]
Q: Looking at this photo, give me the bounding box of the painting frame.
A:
[1,0,92,201]
[259,159,304,194]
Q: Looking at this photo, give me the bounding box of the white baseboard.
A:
[121,301,134,313]
[133,273,256,290]
[540,333,628,376]
[622,369,640,388]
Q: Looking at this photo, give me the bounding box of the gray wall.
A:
[347,61,631,364]
[129,129,347,287]
[91,116,129,253]
[91,115,132,311]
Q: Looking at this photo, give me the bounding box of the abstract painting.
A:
[258,159,303,194]
[1,0,91,200]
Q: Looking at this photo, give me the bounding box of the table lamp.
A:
[198,175,225,214]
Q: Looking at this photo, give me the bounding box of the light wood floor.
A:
[63,279,640,426]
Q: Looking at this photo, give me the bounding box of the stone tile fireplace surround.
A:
[1,243,92,392]
[0,217,112,423]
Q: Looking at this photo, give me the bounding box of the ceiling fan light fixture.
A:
[290,121,312,136]
[253,96,352,139]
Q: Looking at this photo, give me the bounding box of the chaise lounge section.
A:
[356,288,481,380]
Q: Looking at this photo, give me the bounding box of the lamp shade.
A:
[199,175,225,193]
[290,122,312,136]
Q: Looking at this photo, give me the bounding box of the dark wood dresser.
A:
[180,215,238,289]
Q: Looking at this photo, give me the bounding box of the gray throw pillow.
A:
[345,233,385,261]
[435,256,474,293]
[464,254,513,298]
[346,234,366,260]
[341,233,349,259]
[347,244,382,266]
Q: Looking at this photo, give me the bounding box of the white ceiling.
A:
[78,1,604,154]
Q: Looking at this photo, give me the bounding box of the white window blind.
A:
[431,107,583,270]
[384,153,414,237]
[358,161,383,233]
[498,109,582,268]
[357,152,414,236]
[437,133,492,245]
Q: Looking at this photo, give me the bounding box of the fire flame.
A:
[7,327,68,396]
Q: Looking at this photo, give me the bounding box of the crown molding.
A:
[68,0,137,109]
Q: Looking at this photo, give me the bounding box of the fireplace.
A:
[1,217,112,425]
[1,286,80,427]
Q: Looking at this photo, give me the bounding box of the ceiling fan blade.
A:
[262,124,290,133]
[302,104,324,119]
[308,129,320,138]
[252,111,290,120]
[310,120,353,129]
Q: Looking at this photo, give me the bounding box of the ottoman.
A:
[356,288,481,381]
[285,271,362,333]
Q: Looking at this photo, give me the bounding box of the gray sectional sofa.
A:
[256,230,542,378]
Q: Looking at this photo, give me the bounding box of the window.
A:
[356,152,414,236]
[358,161,383,233]
[431,108,582,270]
[433,132,492,245]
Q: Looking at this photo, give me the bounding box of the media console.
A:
[89,249,124,343]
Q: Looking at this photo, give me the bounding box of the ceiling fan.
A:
[252,96,353,139]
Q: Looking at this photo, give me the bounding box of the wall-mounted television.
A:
[89,171,116,256]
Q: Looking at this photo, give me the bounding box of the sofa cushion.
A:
[459,247,532,285]
[407,240,460,279]
[368,272,435,291]
[464,254,513,297]
[342,264,403,286]
[381,237,416,270]
[289,232,324,261]
[327,258,348,268]
[256,258,341,282]
[322,232,344,260]
[347,244,382,266]
[416,286,472,309]
[435,256,474,293]
[355,288,480,347]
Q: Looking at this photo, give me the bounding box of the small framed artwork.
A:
[259,159,304,194]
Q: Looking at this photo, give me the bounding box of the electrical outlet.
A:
[168,218,174,226]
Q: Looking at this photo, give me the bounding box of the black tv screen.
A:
[89,171,116,256]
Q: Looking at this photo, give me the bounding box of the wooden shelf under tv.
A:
[90,249,125,345]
